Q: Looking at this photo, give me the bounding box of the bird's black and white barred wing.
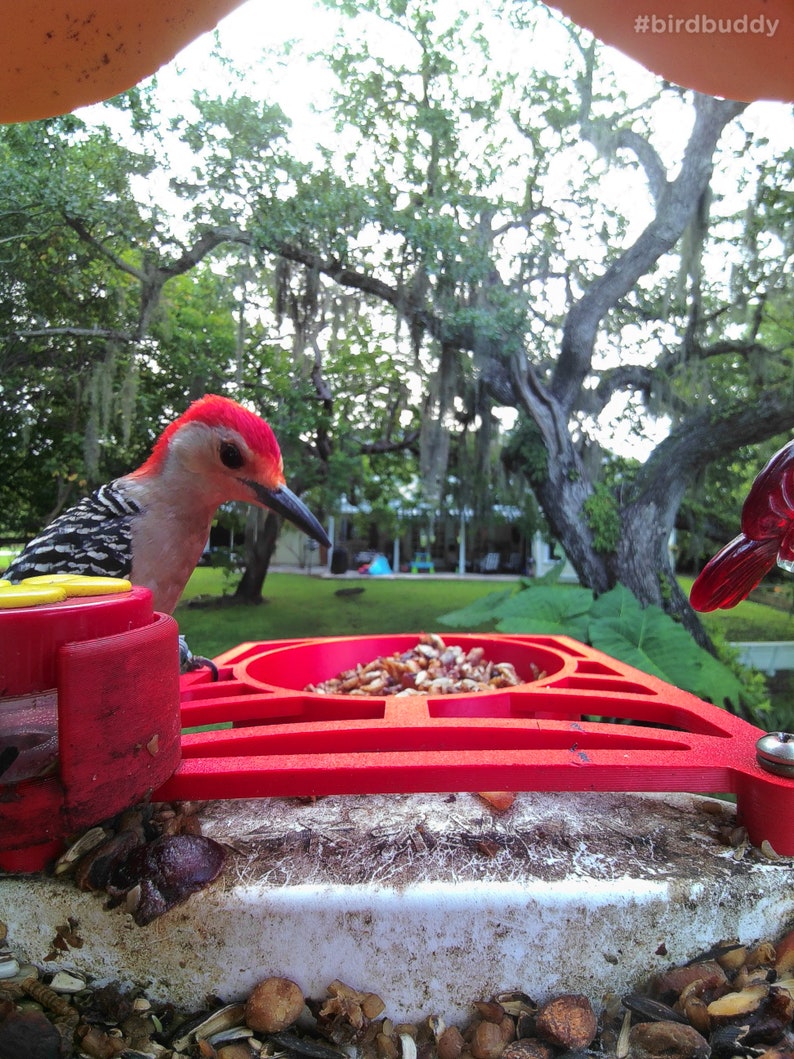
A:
[5,482,141,582]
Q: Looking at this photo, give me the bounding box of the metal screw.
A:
[756,732,794,777]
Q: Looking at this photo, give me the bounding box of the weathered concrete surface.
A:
[2,791,793,1022]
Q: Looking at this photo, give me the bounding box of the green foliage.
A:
[0,115,170,533]
[501,419,548,486]
[205,546,244,593]
[587,585,749,709]
[658,570,674,603]
[439,579,763,716]
[491,585,594,640]
[1,0,791,653]
[712,638,770,716]
[582,484,620,553]
[678,435,794,572]
[0,87,425,541]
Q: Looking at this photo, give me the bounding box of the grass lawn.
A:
[176,568,508,659]
[177,568,794,660]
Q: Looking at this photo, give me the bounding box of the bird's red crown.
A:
[134,395,283,477]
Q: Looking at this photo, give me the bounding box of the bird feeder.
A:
[3,613,794,871]
[153,632,794,855]
[0,577,182,872]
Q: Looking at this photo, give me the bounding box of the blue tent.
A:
[367,554,392,576]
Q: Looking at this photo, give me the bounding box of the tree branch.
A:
[64,215,145,282]
[267,239,404,314]
[638,388,794,504]
[155,225,252,280]
[1,326,134,343]
[581,121,668,203]
[576,41,667,201]
[591,362,655,411]
[589,334,790,421]
[357,430,420,455]
[551,95,746,414]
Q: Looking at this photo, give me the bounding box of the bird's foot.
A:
[178,635,219,680]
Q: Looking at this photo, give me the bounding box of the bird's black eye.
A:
[219,441,245,470]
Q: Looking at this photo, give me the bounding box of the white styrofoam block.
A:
[2,791,793,1022]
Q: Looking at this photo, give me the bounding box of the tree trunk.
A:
[233,507,281,603]
[535,457,712,645]
[534,462,609,594]
[531,385,794,649]
[505,96,754,650]
[618,497,711,647]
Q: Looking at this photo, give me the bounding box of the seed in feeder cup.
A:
[650,961,727,1003]
[473,1001,507,1023]
[745,940,777,969]
[469,1018,513,1059]
[627,1020,710,1059]
[713,943,747,973]
[217,1046,255,1059]
[678,986,710,1037]
[502,1042,555,1059]
[706,983,769,1023]
[245,977,305,1033]
[535,994,597,1050]
[776,928,794,975]
[437,1025,466,1059]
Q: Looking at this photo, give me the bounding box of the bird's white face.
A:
[148,418,329,549]
[164,421,285,509]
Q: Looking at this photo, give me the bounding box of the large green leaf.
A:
[494,586,594,640]
[589,613,685,682]
[438,586,519,628]
[588,586,744,706]
[439,583,594,639]
[685,651,748,710]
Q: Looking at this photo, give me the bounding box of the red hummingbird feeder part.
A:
[0,582,182,872]
[154,632,794,856]
[691,438,794,612]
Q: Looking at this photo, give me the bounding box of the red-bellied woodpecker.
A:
[5,394,331,616]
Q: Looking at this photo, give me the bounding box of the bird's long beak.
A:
[248,481,331,548]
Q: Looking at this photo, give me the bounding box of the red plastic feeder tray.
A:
[159,632,794,855]
[0,585,182,872]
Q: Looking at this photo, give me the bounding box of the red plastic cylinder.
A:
[0,586,182,873]
[0,586,154,695]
